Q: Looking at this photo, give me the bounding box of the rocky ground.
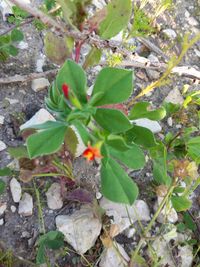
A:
[0,0,200,266]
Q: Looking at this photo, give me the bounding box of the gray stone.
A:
[99,242,130,267]
[0,115,5,125]
[163,29,177,39]
[132,118,162,133]
[18,193,33,216]
[164,88,184,104]
[31,78,50,92]
[20,108,55,131]
[46,183,63,210]
[10,205,17,213]
[0,141,7,151]
[56,205,102,254]
[10,178,22,203]
[100,198,150,235]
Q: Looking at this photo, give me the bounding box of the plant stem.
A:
[131,183,175,261]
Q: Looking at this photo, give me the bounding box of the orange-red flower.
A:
[83,144,102,161]
[62,83,69,99]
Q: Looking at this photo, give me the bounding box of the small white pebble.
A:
[176,124,182,129]
[96,192,102,200]
[0,218,4,226]
[0,115,5,125]
[10,205,17,213]
[0,141,7,151]
[167,117,173,127]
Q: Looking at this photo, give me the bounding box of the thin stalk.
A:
[131,183,175,261]
[33,181,46,234]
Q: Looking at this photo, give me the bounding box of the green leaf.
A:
[163,101,180,115]
[83,47,102,69]
[11,29,24,42]
[109,144,145,170]
[37,231,64,264]
[65,127,78,157]
[8,146,28,159]
[106,135,131,151]
[27,125,67,158]
[125,125,157,148]
[171,196,192,212]
[129,102,166,121]
[44,32,72,65]
[0,167,12,176]
[183,212,197,231]
[72,121,91,145]
[7,45,18,56]
[101,158,138,204]
[150,144,171,185]
[0,179,6,194]
[56,60,87,104]
[94,108,132,134]
[99,0,132,39]
[92,67,133,106]
[187,136,200,164]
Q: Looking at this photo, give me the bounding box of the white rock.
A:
[152,238,175,266]
[155,196,178,224]
[0,203,7,216]
[0,218,4,226]
[164,88,184,105]
[46,183,63,210]
[18,193,33,216]
[146,69,160,80]
[132,118,162,133]
[93,0,106,9]
[187,16,198,26]
[17,41,28,50]
[0,115,5,125]
[125,227,136,238]
[10,178,22,203]
[194,49,200,58]
[20,108,55,131]
[10,205,17,213]
[163,29,177,39]
[7,159,20,171]
[179,245,193,267]
[167,117,173,127]
[148,54,159,63]
[100,198,150,235]
[31,78,50,92]
[36,53,46,72]
[96,192,102,200]
[99,242,130,267]
[56,205,102,254]
[0,0,12,20]
[70,125,86,158]
[5,98,19,104]
[0,141,7,151]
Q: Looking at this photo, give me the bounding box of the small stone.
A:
[36,53,46,72]
[164,88,184,105]
[20,108,55,131]
[132,118,162,133]
[10,205,16,213]
[194,49,200,58]
[100,198,150,235]
[0,219,4,226]
[148,54,159,63]
[46,183,63,210]
[7,159,20,171]
[0,115,5,125]
[18,193,33,216]
[179,245,193,267]
[125,227,136,238]
[17,41,28,50]
[10,178,22,203]
[99,242,130,267]
[146,69,160,80]
[167,117,173,127]
[5,98,19,104]
[155,197,178,223]
[96,192,102,200]
[56,205,102,254]
[163,29,177,39]
[0,203,7,216]
[187,16,198,26]
[0,141,7,151]
[31,78,50,92]
[21,231,31,238]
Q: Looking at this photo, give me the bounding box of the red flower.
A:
[62,83,69,99]
[83,144,102,161]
